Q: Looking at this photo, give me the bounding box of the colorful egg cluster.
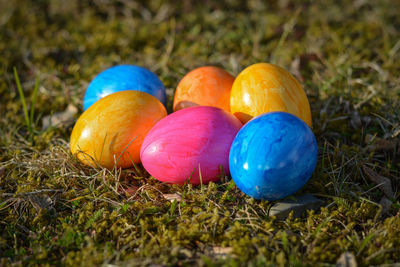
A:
[70,62,318,200]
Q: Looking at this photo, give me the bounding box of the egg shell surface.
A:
[71,90,167,169]
[173,66,235,112]
[229,112,318,200]
[230,63,312,126]
[140,106,242,185]
[83,65,167,110]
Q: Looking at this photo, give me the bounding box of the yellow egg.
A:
[70,90,167,169]
[230,63,312,127]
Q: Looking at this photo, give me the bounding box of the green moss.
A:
[0,0,399,266]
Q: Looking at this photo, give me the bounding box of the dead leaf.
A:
[179,248,193,258]
[290,57,302,82]
[365,134,398,153]
[379,196,392,215]
[42,103,78,130]
[336,252,357,267]
[28,195,54,211]
[362,116,372,127]
[290,53,323,82]
[123,186,139,196]
[212,246,233,255]
[350,111,362,129]
[300,53,322,65]
[163,193,181,202]
[362,165,394,199]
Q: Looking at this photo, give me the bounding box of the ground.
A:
[0,0,400,266]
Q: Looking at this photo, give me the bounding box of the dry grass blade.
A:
[163,193,182,202]
[212,247,233,256]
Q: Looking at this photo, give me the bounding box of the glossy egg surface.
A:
[141,106,242,185]
[230,63,312,126]
[229,112,317,200]
[83,65,166,110]
[71,90,167,169]
[173,66,234,112]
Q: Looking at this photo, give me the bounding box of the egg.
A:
[140,106,242,185]
[83,65,167,110]
[230,63,312,126]
[229,112,318,200]
[71,91,167,169]
[173,66,234,112]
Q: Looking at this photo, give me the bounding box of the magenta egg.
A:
[140,106,242,185]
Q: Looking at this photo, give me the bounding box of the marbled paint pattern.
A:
[71,91,167,169]
[229,112,318,200]
[83,65,167,110]
[230,63,312,126]
[141,106,242,185]
[173,66,234,112]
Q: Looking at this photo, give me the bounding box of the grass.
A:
[0,0,399,266]
[13,68,40,141]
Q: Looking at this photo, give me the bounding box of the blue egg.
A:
[229,112,318,200]
[83,65,167,110]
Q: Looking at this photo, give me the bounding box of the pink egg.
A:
[140,106,242,185]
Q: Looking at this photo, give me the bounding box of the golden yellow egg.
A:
[70,90,167,169]
[230,63,312,127]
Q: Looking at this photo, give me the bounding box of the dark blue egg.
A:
[83,65,166,110]
[229,112,318,200]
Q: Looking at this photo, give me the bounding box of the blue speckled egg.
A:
[229,112,318,200]
[83,65,167,110]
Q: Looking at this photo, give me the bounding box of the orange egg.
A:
[230,63,312,127]
[173,66,235,112]
[70,91,167,169]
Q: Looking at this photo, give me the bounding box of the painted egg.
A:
[229,112,318,200]
[83,65,167,110]
[173,66,234,112]
[230,63,312,126]
[71,91,167,169]
[140,106,242,185]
